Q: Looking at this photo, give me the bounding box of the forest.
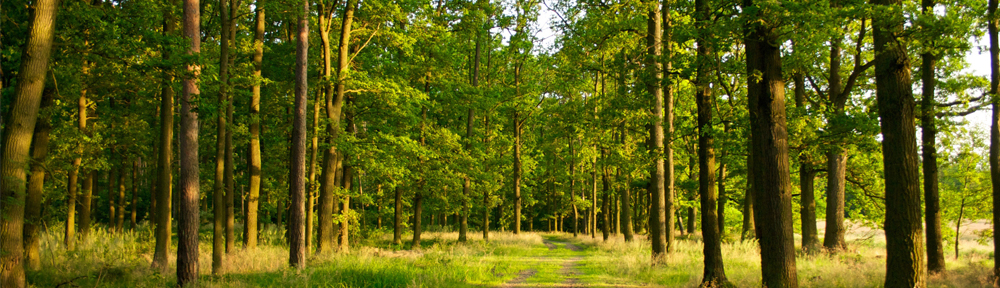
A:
[1,0,999,286]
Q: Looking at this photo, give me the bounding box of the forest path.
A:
[498,236,647,288]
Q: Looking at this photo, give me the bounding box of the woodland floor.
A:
[22,222,1000,287]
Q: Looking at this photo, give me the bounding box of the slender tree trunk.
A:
[307,89,321,253]
[287,0,309,267]
[224,0,236,254]
[24,86,54,271]
[695,0,726,281]
[80,172,94,241]
[742,150,755,241]
[212,0,230,273]
[955,196,965,259]
[646,0,668,259]
[921,0,944,272]
[745,0,798,285]
[152,2,176,271]
[990,0,1000,284]
[412,192,423,248]
[514,113,522,234]
[117,161,126,232]
[245,0,264,250]
[131,159,138,230]
[393,186,402,245]
[794,72,819,253]
[872,0,925,285]
[601,150,610,241]
[176,0,202,284]
[570,138,578,237]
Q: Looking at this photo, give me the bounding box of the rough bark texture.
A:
[288,0,309,267]
[646,0,668,259]
[0,0,58,283]
[152,2,175,272]
[920,0,944,273]
[245,0,264,250]
[695,0,726,281]
[24,87,54,271]
[177,0,202,284]
[872,0,926,286]
[745,1,798,286]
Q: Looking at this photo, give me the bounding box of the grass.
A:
[24,222,997,287]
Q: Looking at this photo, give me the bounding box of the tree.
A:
[872,0,925,285]
[919,0,945,273]
[0,0,59,284]
[245,0,264,250]
[212,0,230,274]
[745,0,798,286]
[24,86,54,271]
[989,0,1000,284]
[695,0,726,283]
[176,0,202,284]
[646,0,668,260]
[151,0,175,272]
[288,0,309,268]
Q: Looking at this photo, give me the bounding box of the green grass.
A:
[24,223,997,287]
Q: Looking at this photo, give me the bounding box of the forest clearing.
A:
[4,0,1000,286]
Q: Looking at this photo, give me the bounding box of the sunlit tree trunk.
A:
[212,0,230,273]
[990,0,1000,284]
[245,0,264,250]
[872,0,925,285]
[646,0,667,259]
[176,0,202,284]
[695,0,726,282]
[288,0,309,267]
[745,0,798,285]
[0,0,57,282]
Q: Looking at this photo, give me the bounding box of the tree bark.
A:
[646,0,668,259]
[245,0,264,250]
[24,86,54,271]
[695,0,726,281]
[117,161,126,232]
[601,150,610,241]
[745,0,798,285]
[920,0,944,273]
[176,0,202,284]
[152,2,175,271]
[872,0,926,285]
[288,0,309,267]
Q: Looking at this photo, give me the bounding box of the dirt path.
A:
[500,237,625,288]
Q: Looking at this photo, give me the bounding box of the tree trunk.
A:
[646,0,668,259]
[514,113,522,234]
[695,0,727,281]
[117,161,126,232]
[152,2,176,271]
[246,0,264,250]
[745,0,798,285]
[131,159,139,230]
[412,192,423,248]
[872,0,925,285]
[920,0,944,272]
[742,150,755,241]
[287,0,309,268]
[24,86,54,271]
[176,0,202,284]
[990,0,1000,284]
[393,186,402,245]
[318,0,357,254]
[212,0,230,273]
[224,0,236,254]
[601,151,610,241]
[570,137,578,238]
[0,0,57,281]
[800,166,819,253]
[80,172,94,241]
[307,87,321,253]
